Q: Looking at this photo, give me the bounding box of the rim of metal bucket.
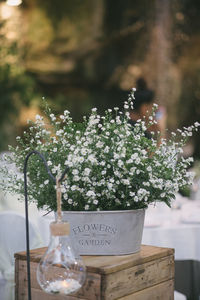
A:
[61,208,146,214]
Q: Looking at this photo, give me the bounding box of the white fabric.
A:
[36,210,54,245]
[0,211,43,300]
[191,178,200,201]
[0,150,52,247]
[0,190,51,245]
[174,291,186,300]
[0,152,51,298]
[142,196,200,261]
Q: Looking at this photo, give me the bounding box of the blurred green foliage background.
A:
[0,0,200,157]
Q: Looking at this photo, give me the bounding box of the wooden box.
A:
[15,245,174,300]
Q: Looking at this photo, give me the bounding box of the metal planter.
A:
[62,209,145,255]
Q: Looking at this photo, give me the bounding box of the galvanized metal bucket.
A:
[62,209,145,255]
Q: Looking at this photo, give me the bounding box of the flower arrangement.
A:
[0,89,199,212]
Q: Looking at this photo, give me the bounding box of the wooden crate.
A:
[15,245,174,300]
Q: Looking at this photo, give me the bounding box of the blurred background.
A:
[0,3,200,299]
[0,0,200,158]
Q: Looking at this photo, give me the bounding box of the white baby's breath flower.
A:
[71,185,77,191]
[118,160,123,168]
[72,169,79,175]
[133,196,138,202]
[126,158,133,164]
[81,148,87,156]
[56,129,64,136]
[35,114,43,121]
[88,154,97,164]
[1,89,199,213]
[96,141,104,148]
[114,153,120,159]
[78,157,84,163]
[116,116,122,124]
[52,167,57,174]
[50,113,56,121]
[107,182,113,190]
[73,176,80,181]
[84,168,91,176]
[86,190,96,197]
[115,199,121,204]
[129,191,135,197]
[122,179,130,185]
[104,146,109,153]
[63,194,68,200]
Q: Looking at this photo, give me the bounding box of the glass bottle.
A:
[37,221,86,295]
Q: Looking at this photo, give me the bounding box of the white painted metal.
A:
[62,209,145,255]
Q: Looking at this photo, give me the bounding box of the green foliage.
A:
[0,91,199,212]
[35,0,92,26]
[179,185,191,198]
[177,69,200,159]
[0,20,39,151]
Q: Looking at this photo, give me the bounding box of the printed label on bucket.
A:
[72,223,117,247]
[62,209,145,255]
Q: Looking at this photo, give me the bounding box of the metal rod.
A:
[24,157,32,300]
[58,165,69,182]
[23,150,58,300]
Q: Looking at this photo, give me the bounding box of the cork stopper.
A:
[50,221,70,236]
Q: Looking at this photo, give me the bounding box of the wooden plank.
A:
[15,245,174,275]
[15,256,19,300]
[16,278,174,300]
[101,255,174,300]
[84,245,174,275]
[15,245,174,300]
[117,279,174,300]
[19,287,87,300]
[17,260,101,300]
[14,247,46,262]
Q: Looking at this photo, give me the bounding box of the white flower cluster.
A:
[0,93,199,212]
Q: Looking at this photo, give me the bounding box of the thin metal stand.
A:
[24,150,68,300]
